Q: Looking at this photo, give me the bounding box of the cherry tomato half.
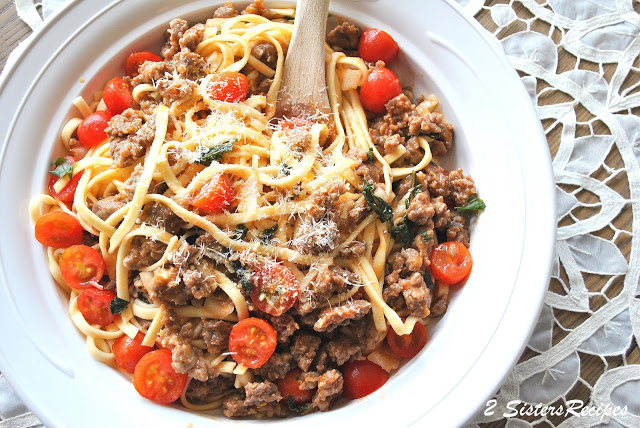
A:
[191,173,234,215]
[228,318,277,369]
[125,51,163,77]
[358,28,399,64]
[77,111,113,148]
[208,72,249,103]
[77,288,117,327]
[48,156,82,202]
[113,332,155,374]
[359,67,402,114]
[103,77,137,115]
[429,241,473,285]
[277,368,314,405]
[59,245,106,290]
[342,360,389,399]
[34,211,83,248]
[133,349,188,404]
[342,359,388,399]
[250,262,299,316]
[386,322,428,359]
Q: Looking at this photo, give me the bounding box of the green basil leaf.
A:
[424,271,435,292]
[390,218,417,245]
[196,139,237,165]
[419,132,441,140]
[287,396,310,414]
[110,297,129,315]
[230,261,253,294]
[233,224,249,240]
[261,225,278,244]
[363,181,393,224]
[49,157,74,179]
[456,196,486,216]
[366,147,375,163]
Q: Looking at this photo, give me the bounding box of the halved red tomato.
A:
[429,241,473,285]
[59,245,106,290]
[191,173,234,215]
[250,262,299,316]
[133,349,188,404]
[34,211,84,248]
[77,288,117,327]
[386,322,428,359]
[228,317,277,369]
[113,332,155,374]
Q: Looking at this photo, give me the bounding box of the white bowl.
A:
[0,1,556,427]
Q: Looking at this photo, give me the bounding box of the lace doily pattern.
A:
[1,1,638,427]
[459,0,640,426]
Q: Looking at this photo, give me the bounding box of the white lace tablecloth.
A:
[2,0,639,427]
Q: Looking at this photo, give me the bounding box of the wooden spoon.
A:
[276,0,331,118]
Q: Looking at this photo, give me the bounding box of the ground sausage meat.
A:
[162,18,189,60]
[312,370,344,411]
[327,22,362,53]
[313,300,372,332]
[106,109,156,168]
[244,381,282,407]
[91,194,128,221]
[290,333,322,371]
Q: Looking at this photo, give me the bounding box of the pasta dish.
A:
[30,0,484,417]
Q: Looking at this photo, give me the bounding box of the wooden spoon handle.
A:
[277,0,331,117]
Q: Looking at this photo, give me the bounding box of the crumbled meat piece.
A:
[159,309,220,381]
[179,23,205,53]
[172,51,208,80]
[222,393,286,418]
[327,22,362,53]
[292,218,340,255]
[181,259,216,300]
[414,228,436,269]
[296,265,359,315]
[68,137,89,159]
[430,291,450,317]
[91,194,128,221]
[324,336,360,365]
[252,41,278,69]
[336,196,370,229]
[313,300,372,332]
[356,161,384,183]
[306,180,344,221]
[107,109,156,168]
[406,192,434,225]
[202,320,232,354]
[121,164,143,198]
[448,168,477,207]
[400,272,431,318]
[381,93,454,160]
[145,266,189,306]
[384,248,425,305]
[241,0,276,18]
[156,78,196,104]
[446,211,470,247]
[244,381,282,407]
[418,165,450,199]
[254,353,293,382]
[404,137,424,164]
[290,333,322,371]
[312,370,343,411]
[262,313,298,343]
[132,61,173,86]
[185,376,234,403]
[339,241,366,258]
[349,317,381,354]
[214,1,239,18]
[313,348,329,372]
[162,18,189,60]
[140,202,186,234]
[123,236,167,270]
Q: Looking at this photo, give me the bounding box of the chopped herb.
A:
[420,132,441,140]
[390,218,417,245]
[405,172,422,208]
[49,157,74,179]
[280,163,291,176]
[429,160,438,167]
[232,224,248,240]
[424,271,435,292]
[456,196,486,216]
[362,181,393,224]
[366,147,375,163]
[261,225,278,244]
[110,297,129,315]
[196,139,237,165]
[420,230,433,241]
[287,396,310,414]
[230,261,253,294]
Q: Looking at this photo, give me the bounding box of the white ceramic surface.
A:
[0,1,556,427]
